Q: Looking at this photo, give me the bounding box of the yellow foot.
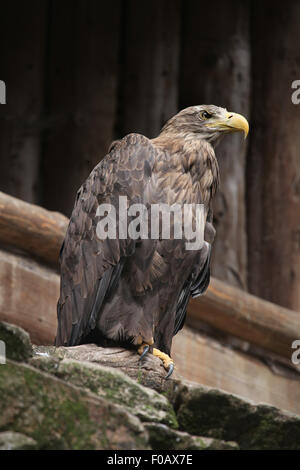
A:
[153,348,174,379]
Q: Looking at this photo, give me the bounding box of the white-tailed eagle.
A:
[55,105,249,378]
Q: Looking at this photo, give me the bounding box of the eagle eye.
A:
[200,110,212,120]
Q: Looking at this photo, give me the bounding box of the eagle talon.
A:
[138,344,150,362]
[165,363,174,379]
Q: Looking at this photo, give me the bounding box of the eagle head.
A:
[160,105,249,146]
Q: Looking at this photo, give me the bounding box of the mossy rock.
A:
[0,321,32,362]
[174,382,300,450]
[30,352,178,429]
[0,361,149,450]
[145,423,238,450]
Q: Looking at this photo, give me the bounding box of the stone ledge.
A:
[1,320,300,450]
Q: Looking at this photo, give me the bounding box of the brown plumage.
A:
[55,105,249,375]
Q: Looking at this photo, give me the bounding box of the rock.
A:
[172,381,300,450]
[0,361,149,450]
[0,431,38,450]
[2,322,300,450]
[30,352,178,429]
[0,321,32,362]
[144,423,239,450]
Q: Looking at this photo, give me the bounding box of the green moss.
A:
[176,384,300,450]
[0,361,148,450]
[0,362,96,449]
[30,355,178,429]
[0,321,32,362]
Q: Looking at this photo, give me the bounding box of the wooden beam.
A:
[187,277,300,360]
[0,248,58,345]
[0,191,68,267]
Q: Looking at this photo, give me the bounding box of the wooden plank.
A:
[172,327,300,416]
[247,2,300,311]
[187,277,300,360]
[117,0,180,139]
[42,0,121,216]
[180,0,250,289]
[0,0,47,204]
[0,191,68,267]
[0,249,58,345]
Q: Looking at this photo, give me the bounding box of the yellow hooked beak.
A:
[206,111,249,138]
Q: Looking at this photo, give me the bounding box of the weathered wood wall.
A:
[247,1,300,311]
[116,0,181,138]
[0,0,299,312]
[42,0,122,215]
[0,0,47,204]
[180,0,251,290]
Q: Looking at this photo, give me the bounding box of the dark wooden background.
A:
[0,0,299,312]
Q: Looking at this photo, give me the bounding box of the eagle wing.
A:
[173,219,216,336]
[55,134,158,346]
